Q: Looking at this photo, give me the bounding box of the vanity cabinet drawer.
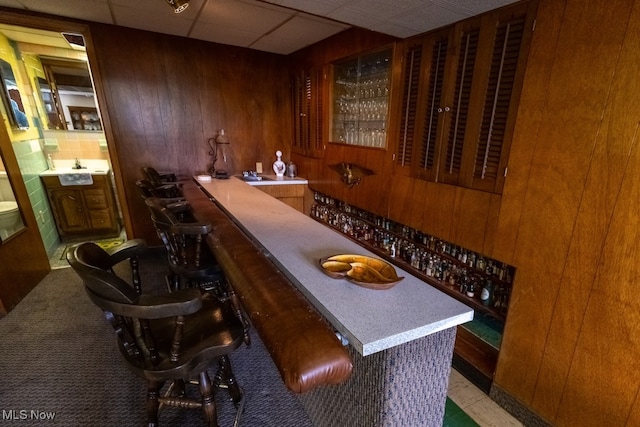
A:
[88,210,113,229]
[84,189,108,209]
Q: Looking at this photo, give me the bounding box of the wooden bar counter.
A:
[186,176,474,426]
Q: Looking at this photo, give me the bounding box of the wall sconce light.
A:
[166,0,190,13]
[329,162,374,188]
[207,129,231,179]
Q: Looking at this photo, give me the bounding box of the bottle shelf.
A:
[311,191,515,323]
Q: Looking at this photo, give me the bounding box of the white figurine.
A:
[273,150,286,177]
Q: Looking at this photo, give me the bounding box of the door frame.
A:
[0,8,132,314]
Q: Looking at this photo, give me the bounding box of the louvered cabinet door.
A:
[309,66,325,158]
[438,20,482,186]
[292,71,309,154]
[414,28,455,182]
[292,67,325,158]
[463,2,536,193]
[395,1,535,194]
[396,38,425,175]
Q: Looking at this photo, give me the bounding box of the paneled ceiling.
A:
[0,0,519,55]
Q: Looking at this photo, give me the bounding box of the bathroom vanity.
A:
[40,168,120,242]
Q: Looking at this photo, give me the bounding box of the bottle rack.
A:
[311,191,515,322]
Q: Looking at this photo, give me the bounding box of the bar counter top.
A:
[196,177,473,356]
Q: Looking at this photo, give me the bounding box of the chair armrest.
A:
[135,288,203,319]
[157,197,186,205]
[165,200,191,214]
[106,239,147,264]
[88,287,203,319]
[158,172,177,182]
[170,222,212,235]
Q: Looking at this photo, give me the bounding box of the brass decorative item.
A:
[329,162,374,188]
[207,129,231,179]
[319,254,404,290]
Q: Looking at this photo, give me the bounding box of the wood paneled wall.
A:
[292,2,640,425]
[492,0,640,425]
[88,24,293,242]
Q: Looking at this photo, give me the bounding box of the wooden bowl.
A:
[319,254,404,290]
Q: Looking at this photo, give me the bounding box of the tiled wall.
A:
[15,131,109,257]
[43,129,108,163]
[12,139,58,255]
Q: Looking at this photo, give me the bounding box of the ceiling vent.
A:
[61,32,85,50]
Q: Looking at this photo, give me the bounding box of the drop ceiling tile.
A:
[394,3,471,32]
[16,0,113,24]
[441,0,517,14]
[0,0,524,54]
[198,0,293,33]
[326,6,384,30]
[261,0,345,16]
[111,4,194,36]
[369,21,420,39]
[340,0,426,20]
[190,23,262,48]
[248,36,302,55]
[251,14,348,54]
[111,0,204,21]
[0,0,24,8]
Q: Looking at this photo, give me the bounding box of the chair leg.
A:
[146,380,163,427]
[199,371,218,427]
[216,356,243,406]
[216,356,244,427]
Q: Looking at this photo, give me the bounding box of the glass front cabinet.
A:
[330,48,393,149]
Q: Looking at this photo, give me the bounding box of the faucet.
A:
[74,158,82,169]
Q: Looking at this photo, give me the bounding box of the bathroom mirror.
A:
[0,153,25,243]
[38,58,101,131]
[0,59,29,129]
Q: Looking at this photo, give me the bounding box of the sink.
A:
[39,159,111,177]
[39,167,110,177]
[238,174,274,182]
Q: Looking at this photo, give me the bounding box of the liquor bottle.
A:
[480,279,494,306]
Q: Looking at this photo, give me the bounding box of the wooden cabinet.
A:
[292,67,324,158]
[255,184,305,213]
[68,106,102,131]
[42,174,120,241]
[329,47,393,148]
[395,1,536,194]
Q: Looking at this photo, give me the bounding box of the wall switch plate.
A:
[256,162,263,174]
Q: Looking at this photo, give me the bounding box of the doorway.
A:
[0,21,127,270]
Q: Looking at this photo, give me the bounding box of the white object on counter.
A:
[272,150,285,176]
